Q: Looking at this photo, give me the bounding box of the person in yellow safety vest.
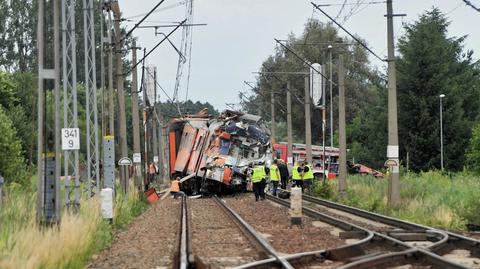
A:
[270,159,281,196]
[292,161,304,192]
[250,162,267,201]
[302,161,314,192]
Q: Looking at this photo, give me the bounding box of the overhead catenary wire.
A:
[311,2,386,62]
[274,38,338,87]
[123,0,168,41]
[259,66,305,105]
[127,19,187,74]
[462,0,480,12]
[243,81,287,114]
[143,65,184,118]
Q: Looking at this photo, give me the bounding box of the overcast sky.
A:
[118,0,480,111]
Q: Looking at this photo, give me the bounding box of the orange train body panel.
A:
[186,128,209,175]
[169,131,177,175]
[174,125,198,173]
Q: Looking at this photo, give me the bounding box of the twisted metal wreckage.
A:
[168,109,273,194]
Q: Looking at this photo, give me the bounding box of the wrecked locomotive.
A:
[168,109,273,194]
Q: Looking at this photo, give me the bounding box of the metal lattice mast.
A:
[62,0,80,210]
[83,0,100,197]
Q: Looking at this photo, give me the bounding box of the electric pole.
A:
[287,81,293,166]
[102,3,115,191]
[152,68,159,168]
[328,45,334,149]
[62,0,80,211]
[131,41,142,190]
[112,2,129,193]
[386,0,400,207]
[338,54,347,195]
[270,86,276,144]
[304,76,313,164]
[37,0,61,224]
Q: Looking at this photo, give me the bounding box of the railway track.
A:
[175,195,295,268]
[300,193,480,268]
[255,192,480,268]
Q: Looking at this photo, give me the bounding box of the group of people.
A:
[249,159,314,201]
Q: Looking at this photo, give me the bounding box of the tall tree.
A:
[397,8,480,171]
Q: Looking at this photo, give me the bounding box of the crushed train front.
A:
[168,109,273,194]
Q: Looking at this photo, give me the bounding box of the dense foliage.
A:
[397,8,480,171]
[244,9,480,171]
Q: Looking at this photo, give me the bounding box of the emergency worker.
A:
[292,161,304,192]
[250,162,267,201]
[170,177,184,199]
[269,159,281,196]
[278,159,289,189]
[148,161,157,186]
[303,161,314,192]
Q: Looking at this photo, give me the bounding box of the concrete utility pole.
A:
[338,54,347,195]
[113,3,129,193]
[304,76,313,164]
[131,42,142,189]
[102,3,115,191]
[328,45,334,149]
[386,0,401,207]
[287,81,293,166]
[321,64,327,182]
[37,0,61,224]
[152,68,159,167]
[270,87,276,144]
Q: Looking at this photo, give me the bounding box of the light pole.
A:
[328,44,333,152]
[439,94,445,171]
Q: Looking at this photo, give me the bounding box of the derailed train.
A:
[168,109,273,194]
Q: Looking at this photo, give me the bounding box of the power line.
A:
[128,19,186,73]
[243,81,287,114]
[462,0,480,12]
[311,2,386,62]
[315,1,385,7]
[274,38,338,86]
[123,0,183,20]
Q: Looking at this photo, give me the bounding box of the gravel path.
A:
[89,198,180,269]
[188,198,265,267]
[222,194,345,255]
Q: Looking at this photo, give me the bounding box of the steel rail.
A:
[302,194,480,256]
[212,196,294,269]
[178,195,189,269]
[267,194,471,269]
[233,231,375,269]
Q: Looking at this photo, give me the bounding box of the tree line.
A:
[243,8,480,172]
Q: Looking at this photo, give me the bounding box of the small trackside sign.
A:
[118,157,132,166]
[384,159,398,167]
[61,128,80,150]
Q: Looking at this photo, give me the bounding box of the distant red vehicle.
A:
[348,162,384,178]
[273,142,339,179]
[273,142,384,179]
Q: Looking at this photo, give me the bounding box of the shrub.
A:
[0,105,26,185]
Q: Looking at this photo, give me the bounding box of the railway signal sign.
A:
[61,128,80,150]
[384,159,398,167]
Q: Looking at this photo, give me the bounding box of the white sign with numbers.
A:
[61,128,80,150]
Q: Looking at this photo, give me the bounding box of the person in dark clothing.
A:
[278,159,290,189]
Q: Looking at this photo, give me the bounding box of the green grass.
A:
[311,171,480,230]
[0,176,148,269]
